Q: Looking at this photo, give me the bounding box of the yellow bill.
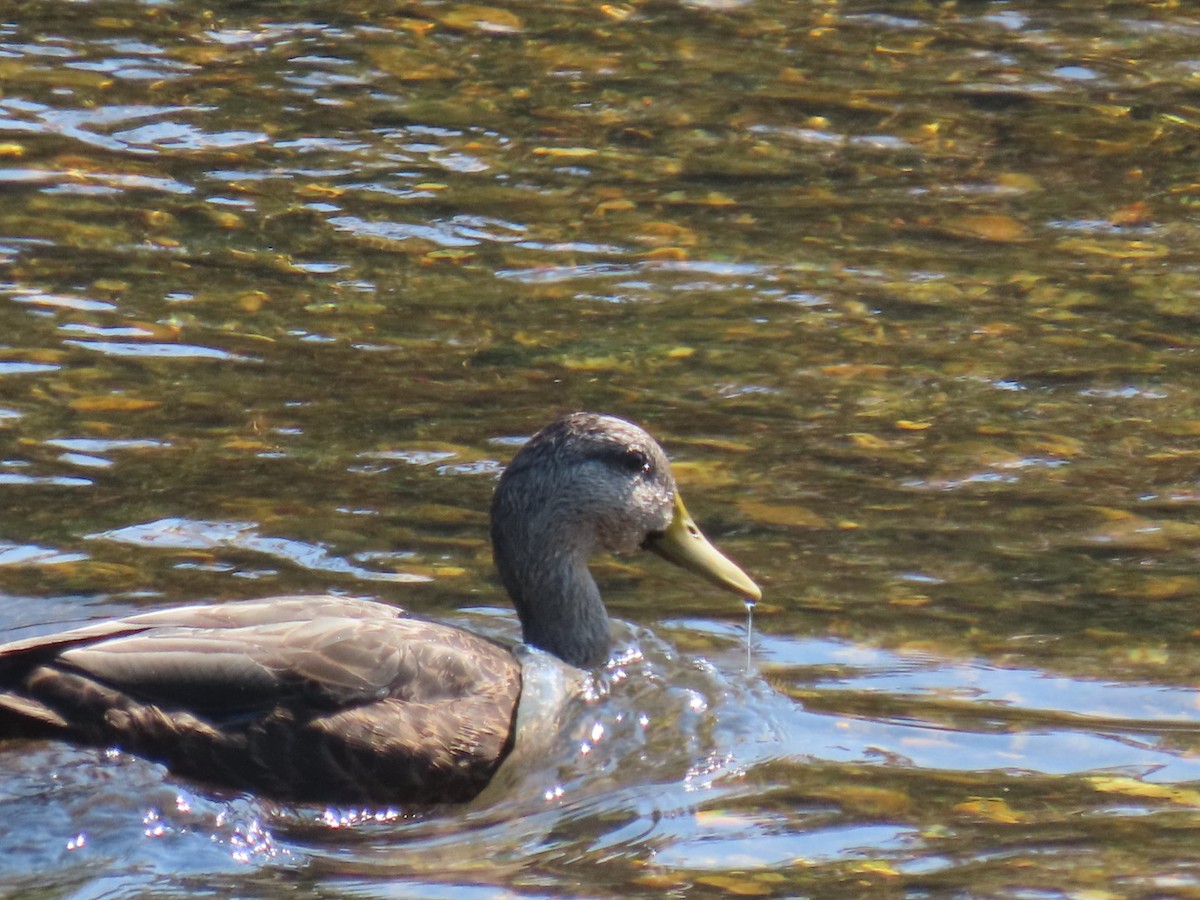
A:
[644,493,761,602]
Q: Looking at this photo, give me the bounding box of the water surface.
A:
[3,1,1200,896]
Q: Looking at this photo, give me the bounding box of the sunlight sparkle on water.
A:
[319,808,405,828]
[227,819,281,864]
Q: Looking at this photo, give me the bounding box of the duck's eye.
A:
[619,448,653,476]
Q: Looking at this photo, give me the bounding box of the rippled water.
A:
[4,1,1200,896]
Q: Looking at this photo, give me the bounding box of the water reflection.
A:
[2,0,1200,895]
[91,517,431,583]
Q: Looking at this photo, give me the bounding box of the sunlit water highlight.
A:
[3,1,1200,895]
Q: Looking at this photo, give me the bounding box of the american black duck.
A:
[0,412,760,804]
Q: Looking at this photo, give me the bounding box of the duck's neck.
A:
[491,506,611,669]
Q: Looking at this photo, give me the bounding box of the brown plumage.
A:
[0,597,519,803]
[0,413,759,804]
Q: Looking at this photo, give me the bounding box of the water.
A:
[3,0,1200,895]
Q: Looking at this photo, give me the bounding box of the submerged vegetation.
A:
[2,0,1200,894]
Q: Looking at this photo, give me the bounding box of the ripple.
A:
[654,820,917,870]
[89,517,431,583]
[495,262,635,284]
[45,437,170,452]
[69,55,200,83]
[0,473,91,486]
[0,361,58,375]
[647,260,766,277]
[56,452,112,469]
[758,634,1200,781]
[63,340,254,361]
[113,121,270,152]
[0,100,198,155]
[0,542,88,566]
[436,460,503,477]
[59,323,158,338]
[330,216,479,248]
[359,449,459,466]
[1,168,195,195]
[6,289,117,312]
[329,214,524,248]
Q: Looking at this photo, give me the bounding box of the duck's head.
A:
[490,412,760,668]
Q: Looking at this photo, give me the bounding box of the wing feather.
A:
[0,596,524,803]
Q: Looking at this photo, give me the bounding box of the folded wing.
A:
[0,596,522,804]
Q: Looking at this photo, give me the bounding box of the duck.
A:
[0,412,760,805]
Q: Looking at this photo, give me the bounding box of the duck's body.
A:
[0,596,521,803]
[0,413,759,804]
